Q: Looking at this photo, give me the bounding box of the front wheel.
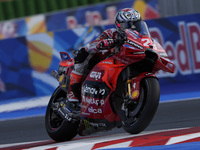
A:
[45,87,79,142]
[115,77,160,134]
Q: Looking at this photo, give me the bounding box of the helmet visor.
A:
[117,21,141,32]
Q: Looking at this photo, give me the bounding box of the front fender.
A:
[130,72,158,100]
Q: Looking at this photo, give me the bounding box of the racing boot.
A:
[67,71,83,103]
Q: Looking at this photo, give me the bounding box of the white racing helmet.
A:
[115,8,142,32]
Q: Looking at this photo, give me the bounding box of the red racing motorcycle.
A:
[45,26,175,142]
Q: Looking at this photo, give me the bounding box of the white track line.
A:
[0,96,50,113]
[0,127,191,149]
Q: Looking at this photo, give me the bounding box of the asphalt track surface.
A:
[0,99,200,145]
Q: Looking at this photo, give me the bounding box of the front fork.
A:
[126,67,133,99]
[121,67,136,114]
[127,79,132,98]
[126,70,157,101]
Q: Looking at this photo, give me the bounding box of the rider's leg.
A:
[67,48,91,102]
[67,70,83,102]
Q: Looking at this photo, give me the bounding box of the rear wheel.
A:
[115,77,160,134]
[45,87,79,142]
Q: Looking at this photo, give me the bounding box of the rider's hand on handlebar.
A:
[113,38,126,46]
[96,39,115,50]
[96,38,127,50]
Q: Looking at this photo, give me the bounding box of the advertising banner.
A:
[0,26,107,100]
[0,0,159,40]
[46,0,159,31]
[0,13,200,102]
[146,14,200,101]
[0,37,33,99]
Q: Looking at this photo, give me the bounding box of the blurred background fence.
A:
[1,0,200,21]
[0,0,118,21]
[158,0,200,17]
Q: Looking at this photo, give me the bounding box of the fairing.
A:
[80,28,175,121]
[56,28,175,135]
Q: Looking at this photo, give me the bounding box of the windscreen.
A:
[140,21,151,37]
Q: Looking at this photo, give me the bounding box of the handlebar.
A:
[113,38,127,47]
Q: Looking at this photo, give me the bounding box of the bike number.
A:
[141,38,151,47]
[141,38,157,50]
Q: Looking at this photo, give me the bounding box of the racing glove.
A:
[96,39,115,50]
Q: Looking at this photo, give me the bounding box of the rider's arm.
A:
[84,29,117,53]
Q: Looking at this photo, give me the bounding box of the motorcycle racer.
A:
[67,8,149,102]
